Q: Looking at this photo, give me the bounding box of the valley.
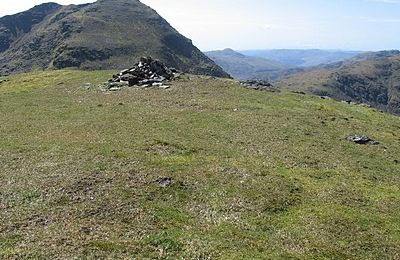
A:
[206,48,400,115]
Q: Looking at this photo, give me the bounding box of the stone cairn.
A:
[101,57,180,91]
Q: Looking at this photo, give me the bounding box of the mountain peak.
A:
[14,2,61,14]
[0,0,229,77]
[222,48,236,52]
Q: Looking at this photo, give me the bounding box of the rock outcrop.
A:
[240,80,279,92]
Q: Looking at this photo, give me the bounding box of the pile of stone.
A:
[102,57,180,91]
[240,80,279,92]
[346,135,379,145]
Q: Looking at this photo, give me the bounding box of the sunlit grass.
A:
[0,70,399,258]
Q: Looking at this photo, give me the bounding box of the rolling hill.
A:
[276,50,400,115]
[205,48,291,81]
[0,0,229,77]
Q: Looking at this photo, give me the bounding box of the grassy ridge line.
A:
[0,70,399,258]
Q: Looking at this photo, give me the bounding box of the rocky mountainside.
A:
[0,0,229,77]
[276,51,400,115]
[205,48,291,81]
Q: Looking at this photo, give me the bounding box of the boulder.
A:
[346,135,379,145]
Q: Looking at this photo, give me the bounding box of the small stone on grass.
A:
[154,177,172,187]
[346,135,379,145]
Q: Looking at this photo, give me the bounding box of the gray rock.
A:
[109,87,121,91]
[292,91,306,95]
[359,103,372,108]
[154,177,172,187]
[240,80,280,92]
[346,135,379,145]
[83,83,92,90]
[119,69,129,75]
[109,81,128,87]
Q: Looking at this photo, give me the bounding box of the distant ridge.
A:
[240,49,363,68]
[205,48,290,81]
[0,0,230,77]
[276,50,400,115]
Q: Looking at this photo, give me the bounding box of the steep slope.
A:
[0,2,62,52]
[241,49,363,67]
[276,51,400,114]
[205,48,290,81]
[0,0,229,77]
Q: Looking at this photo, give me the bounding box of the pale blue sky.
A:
[1,0,400,51]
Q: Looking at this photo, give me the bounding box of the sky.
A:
[1,0,400,51]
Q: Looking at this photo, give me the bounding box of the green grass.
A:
[0,70,400,259]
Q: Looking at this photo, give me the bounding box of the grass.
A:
[0,70,400,258]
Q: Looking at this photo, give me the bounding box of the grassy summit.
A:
[0,70,400,258]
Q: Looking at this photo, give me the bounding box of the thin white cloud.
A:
[359,15,400,23]
[368,18,400,22]
[366,0,400,4]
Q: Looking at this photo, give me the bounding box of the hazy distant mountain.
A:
[0,0,229,77]
[205,48,292,81]
[240,49,364,68]
[276,50,400,114]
